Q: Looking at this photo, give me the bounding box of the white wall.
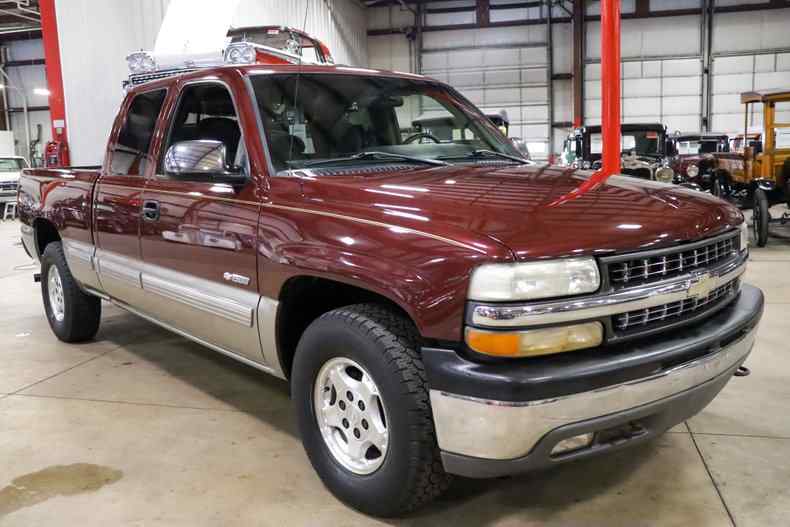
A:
[56,0,367,165]
[55,0,170,166]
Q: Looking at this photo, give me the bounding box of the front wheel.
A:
[41,242,101,342]
[752,188,769,247]
[292,304,450,517]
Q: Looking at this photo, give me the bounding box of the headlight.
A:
[655,166,675,183]
[686,164,699,179]
[465,322,604,358]
[126,51,156,74]
[739,222,749,252]
[224,43,257,64]
[469,257,600,302]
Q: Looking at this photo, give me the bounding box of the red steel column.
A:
[39,0,68,147]
[599,0,621,179]
[550,0,621,206]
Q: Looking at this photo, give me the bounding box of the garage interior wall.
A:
[2,38,52,159]
[54,0,367,166]
[368,0,790,159]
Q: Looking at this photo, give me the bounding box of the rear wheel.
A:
[752,188,769,247]
[292,304,450,517]
[41,242,101,342]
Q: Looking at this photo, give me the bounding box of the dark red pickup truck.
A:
[18,64,762,517]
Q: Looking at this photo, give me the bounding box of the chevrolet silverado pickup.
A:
[18,64,763,517]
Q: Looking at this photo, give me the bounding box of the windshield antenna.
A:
[288,0,310,164]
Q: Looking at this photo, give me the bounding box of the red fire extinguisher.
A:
[44,139,69,167]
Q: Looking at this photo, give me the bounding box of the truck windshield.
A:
[589,132,662,156]
[0,158,24,171]
[249,73,520,173]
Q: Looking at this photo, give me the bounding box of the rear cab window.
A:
[109,89,167,176]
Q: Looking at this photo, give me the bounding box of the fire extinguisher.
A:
[44,139,69,167]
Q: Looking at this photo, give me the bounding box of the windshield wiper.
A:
[297,151,448,168]
[439,149,530,165]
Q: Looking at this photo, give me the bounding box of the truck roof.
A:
[126,63,433,94]
[581,123,666,134]
[741,89,790,103]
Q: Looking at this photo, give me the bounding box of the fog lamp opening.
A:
[550,433,595,457]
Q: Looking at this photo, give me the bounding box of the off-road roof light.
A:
[224,42,256,65]
[127,51,157,74]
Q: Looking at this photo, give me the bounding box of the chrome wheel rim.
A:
[313,357,389,475]
[47,265,65,322]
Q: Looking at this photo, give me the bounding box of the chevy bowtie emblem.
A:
[687,273,715,299]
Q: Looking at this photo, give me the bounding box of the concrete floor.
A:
[1,214,789,527]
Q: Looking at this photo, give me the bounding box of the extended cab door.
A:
[137,78,265,364]
[94,88,167,305]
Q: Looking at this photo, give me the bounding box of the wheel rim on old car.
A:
[313,357,389,475]
[48,265,65,322]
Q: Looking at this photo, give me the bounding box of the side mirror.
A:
[510,137,531,160]
[163,140,245,182]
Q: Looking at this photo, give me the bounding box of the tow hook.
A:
[734,366,751,377]
[33,272,41,283]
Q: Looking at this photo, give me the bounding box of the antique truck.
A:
[561,123,679,184]
[670,133,730,191]
[18,63,761,516]
[709,90,790,246]
[409,109,531,159]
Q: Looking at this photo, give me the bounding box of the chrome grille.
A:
[608,234,737,288]
[614,278,740,332]
[0,181,17,193]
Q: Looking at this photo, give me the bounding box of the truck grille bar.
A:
[608,232,737,288]
[613,278,740,332]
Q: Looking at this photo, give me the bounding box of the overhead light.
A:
[34,88,51,96]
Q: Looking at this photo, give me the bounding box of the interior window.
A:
[162,83,244,178]
[110,89,166,176]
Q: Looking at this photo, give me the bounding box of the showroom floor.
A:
[1,215,789,527]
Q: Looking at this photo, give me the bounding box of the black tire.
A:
[41,241,101,342]
[292,303,450,517]
[752,188,769,248]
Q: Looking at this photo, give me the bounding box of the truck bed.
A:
[18,166,101,255]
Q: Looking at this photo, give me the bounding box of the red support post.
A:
[39,0,69,153]
[599,0,622,180]
[550,0,621,206]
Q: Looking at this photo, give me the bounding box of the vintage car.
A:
[0,155,29,208]
[710,90,790,246]
[125,25,334,89]
[670,133,730,191]
[409,109,530,159]
[561,123,678,184]
[18,62,761,516]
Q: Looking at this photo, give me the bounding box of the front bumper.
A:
[424,284,763,478]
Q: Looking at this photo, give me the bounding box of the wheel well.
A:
[276,276,414,378]
[33,219,60,258]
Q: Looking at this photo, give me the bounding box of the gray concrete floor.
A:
[1,213,789,527]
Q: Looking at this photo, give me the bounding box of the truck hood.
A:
[294,163,743,260]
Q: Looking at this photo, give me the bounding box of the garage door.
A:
[419,24,550,159]
[710,53,790,135]
[584,58,702,134]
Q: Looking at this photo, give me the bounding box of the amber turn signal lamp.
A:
[465,322,604,358]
